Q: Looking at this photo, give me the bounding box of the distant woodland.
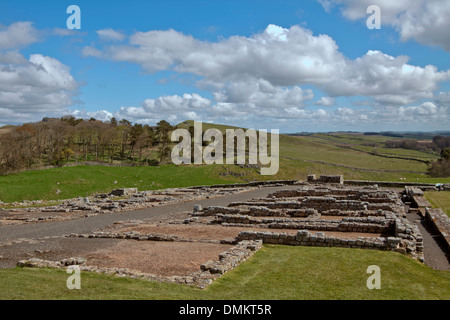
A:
[0,116,173,174]
[385,136,450,153]
[384,136,450,177]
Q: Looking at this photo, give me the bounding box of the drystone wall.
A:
[307,175,343,184]
[214,214,393,234]
[425,208,450,252]
[237,230,401,251]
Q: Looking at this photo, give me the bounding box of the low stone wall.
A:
[226,198,399,214]
[109,188,138,197]
[406,188,432,216]
[425,208,450,252]
[68,231,235,244]
[413,196,432,211]
[197,206,241,216]
[17,240,263,289]
[405,186,424,197]
[320,209,386,217]
[214,214,393,234]
[345,180,436,188]
[394,217,424,255]
[270,188,399,203]
[237,230,402,251]
[300,197,370,211]
[200,240,262,276]
[187,180,298,189]
[197,204,319,218]
[308,175,343,184]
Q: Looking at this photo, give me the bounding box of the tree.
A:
[428,147,450,177]
[156,120,173,163]
[433,136,450,150]
[61,148,75,163]
[0,116,165,174]
[129,123,145,161]
[118,121,132,160]
[441,148,450,161]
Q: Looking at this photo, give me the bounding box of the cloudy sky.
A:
[1,0,449,132]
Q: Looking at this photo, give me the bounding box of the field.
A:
[1,130,449,203]
[425,191,450,217]
[1,245,449,300]
[1,129,450,203]
[0,164,244,203]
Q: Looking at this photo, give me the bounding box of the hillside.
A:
[0,119,449,203]
[0,125,15,137]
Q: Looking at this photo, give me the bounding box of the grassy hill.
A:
[0,121,449,203]
[1,121,449,301]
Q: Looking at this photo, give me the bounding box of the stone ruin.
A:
[404,185,450,252]
[17,240,263,289]
[307,174,343,184]
[189,181,424,260]
[0,186,256,224]
[12,175,434,289]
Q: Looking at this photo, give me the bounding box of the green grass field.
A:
[0,246,448,300]
[1,130,450,203]
[0,164,245,203]
[424,191,450,217]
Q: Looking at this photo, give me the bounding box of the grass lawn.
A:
[424,191,450,217]
[0,164,246,203]
[0,246,448,300]
[2,161,448,204]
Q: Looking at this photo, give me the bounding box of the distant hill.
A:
[288,131,450,139]
[363,131,450,139]
[1,118,450,202]
[177,120,245,133]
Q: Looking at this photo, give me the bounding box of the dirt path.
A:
[0,185,300,243]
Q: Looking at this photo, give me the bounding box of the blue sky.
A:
[1,0,449,132]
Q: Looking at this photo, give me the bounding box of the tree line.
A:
[384,136,450,177]
[2,117,449,177]
[428,148,450,177]
[0,116,174,175]
[385,135,450,153]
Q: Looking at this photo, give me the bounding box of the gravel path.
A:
[0,186,300,270]
[405,210,450,271]
[0,186,299,242]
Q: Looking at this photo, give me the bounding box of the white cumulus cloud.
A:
[96,28,126,42]
[0,52,79,123]
[0,21,39,50]
[84,24,450,108]
[318,0,450,51]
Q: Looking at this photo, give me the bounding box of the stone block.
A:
[110,188,138,197]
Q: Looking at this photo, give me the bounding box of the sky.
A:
[0,0,450,133]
